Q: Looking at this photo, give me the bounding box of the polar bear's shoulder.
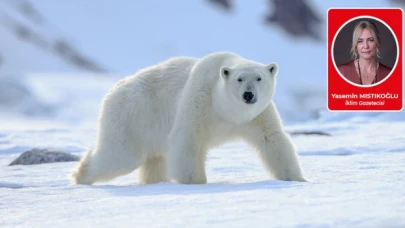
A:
[200,51,243,63]
[183,51,245,75]
[156,56,199,68]
[153,51,244,70]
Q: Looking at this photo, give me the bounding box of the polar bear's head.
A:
[220,62,278,105]
[213,61,278,124]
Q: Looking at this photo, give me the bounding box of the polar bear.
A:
[71,51,307,185]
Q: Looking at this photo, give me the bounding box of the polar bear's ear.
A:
[266,62,278,77]
[220,66,231,80]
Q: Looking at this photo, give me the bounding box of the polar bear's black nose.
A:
[243,91,255,103]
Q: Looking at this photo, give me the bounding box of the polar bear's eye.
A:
[257,77,262,81]
[237,78,243,82]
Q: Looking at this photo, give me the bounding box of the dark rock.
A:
[289,130,332,136]
[8,148,80,166]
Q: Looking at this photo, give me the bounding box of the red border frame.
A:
[327,8,404,112]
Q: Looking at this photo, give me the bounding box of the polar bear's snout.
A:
[242,82,258,104]
[242,91,256,104]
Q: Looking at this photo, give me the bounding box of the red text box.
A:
[327,8,403,112]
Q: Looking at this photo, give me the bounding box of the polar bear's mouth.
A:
[244,100,257,104]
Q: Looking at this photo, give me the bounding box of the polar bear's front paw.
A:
[295,177,309,182]
[284,176,309,182]
[278,171,309,182]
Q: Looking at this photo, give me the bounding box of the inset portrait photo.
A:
[332,16,398,87]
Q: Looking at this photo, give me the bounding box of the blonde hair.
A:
[350,20,381,59]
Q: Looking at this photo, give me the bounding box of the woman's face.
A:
[356,28,377,60]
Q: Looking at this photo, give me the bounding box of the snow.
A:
[1,116,405,227]
[1,0,405,227]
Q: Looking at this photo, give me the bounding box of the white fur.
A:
[71,51,308,185]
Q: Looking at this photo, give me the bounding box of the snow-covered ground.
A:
[1,0,405,227]
[1,112,405,227]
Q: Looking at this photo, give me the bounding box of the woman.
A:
[337,20,392,86]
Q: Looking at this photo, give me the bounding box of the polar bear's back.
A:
[130,56,199,115]
[99,56,199,152]
[141,56,199,94]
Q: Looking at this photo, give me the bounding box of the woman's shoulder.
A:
[379,62,392,72]
[377,62,393,81]
[337,60,355,72]
[338,60,354,68]
[336,60,360,84]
